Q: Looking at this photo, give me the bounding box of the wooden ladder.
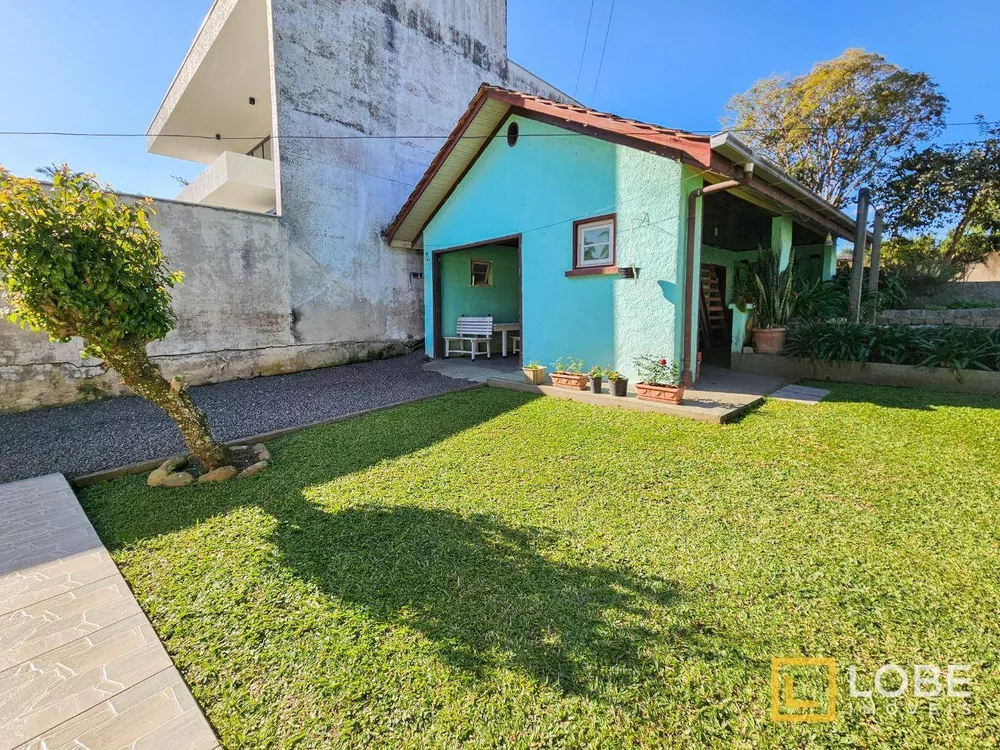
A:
[699,266,727,346]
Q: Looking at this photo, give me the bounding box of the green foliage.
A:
[724,48,946,208]
[80,387,1000,747]
[0,167,182,359]
[524,360,545,370]
[588,365,605,379]
[551,356,584,374]
[790,278,847,321]
[879,116,1000,262]
[751,245,796,328]
[785,321,1000,374]
[634,355,681,386]
[604,369,623,382]
[880,234,972,291]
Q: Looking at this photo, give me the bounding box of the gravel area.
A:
[0,352,474,483]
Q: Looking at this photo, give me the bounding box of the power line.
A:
[573,0,597,98]
[2,121,995,142]
[590,0,617,104]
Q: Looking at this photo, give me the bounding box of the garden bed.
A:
[732,352,1000,394]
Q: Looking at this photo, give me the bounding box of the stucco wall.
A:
[424,115,686,381]
[0,199,417,413]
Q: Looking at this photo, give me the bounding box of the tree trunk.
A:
[102,338,231,471]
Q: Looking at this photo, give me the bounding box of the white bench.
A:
[444,316,493,360]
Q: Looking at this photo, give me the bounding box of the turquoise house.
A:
[386,86,858,385]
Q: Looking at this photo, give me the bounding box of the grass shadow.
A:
[803,379,1000,411]
[273,503,677,695]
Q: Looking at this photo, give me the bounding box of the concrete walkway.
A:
[0,352,469,484]
[0,474,218,750]
[485,366,790,424]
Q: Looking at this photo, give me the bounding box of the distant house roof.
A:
[385,85,858,249]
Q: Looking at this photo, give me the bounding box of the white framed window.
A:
[470,259,492,287]
[574,216,616,269]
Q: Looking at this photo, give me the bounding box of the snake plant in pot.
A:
[750,245,796,354]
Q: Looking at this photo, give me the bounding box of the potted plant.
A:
[522,360,546,385]
[606,369,629,397]
[634,355,685,404]
[588,365,606,394]
[750,244,796,354]
[550,357,588,390]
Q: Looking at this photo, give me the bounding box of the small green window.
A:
[471,260,492,287]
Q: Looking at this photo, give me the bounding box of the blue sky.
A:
[1,0,997,199]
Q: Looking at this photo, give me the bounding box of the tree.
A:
[0,167,231,470]
[880,116,1000,265]
[723,48,947,208]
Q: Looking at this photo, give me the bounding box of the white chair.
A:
[444,316,493,360]
[510,335,521,355]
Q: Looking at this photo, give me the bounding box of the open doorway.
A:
[431,235,522,367]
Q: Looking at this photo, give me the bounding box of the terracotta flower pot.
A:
[753,327,786,354]
[551,372,588,390]
[635,382,686,404]
[523,367,546,385]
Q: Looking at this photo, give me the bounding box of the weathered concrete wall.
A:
[269,0,573,350]
[906,280,1000,309]
[878,307,1000,328]
[0,199,412,413]
[2,0,572,413]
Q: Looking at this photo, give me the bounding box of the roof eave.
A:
[710,132,857,238]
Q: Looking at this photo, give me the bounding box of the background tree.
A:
[0,167,231,470]
[723,48,947,208]
[880,116,1000,267]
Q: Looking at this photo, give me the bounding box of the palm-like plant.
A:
[751,245,796,329]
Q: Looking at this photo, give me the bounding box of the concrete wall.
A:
[269,0,573,355]
[0,199,417,413]
[424,115,686,382]
[1,0,573,413]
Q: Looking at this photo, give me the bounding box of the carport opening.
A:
[432,236,521,364]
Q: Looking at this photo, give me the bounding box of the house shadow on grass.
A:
[83,388,687,699]
[273,504,678,695]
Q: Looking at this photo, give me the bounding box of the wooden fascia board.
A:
[384,88,496,244]
[709,154,854,239]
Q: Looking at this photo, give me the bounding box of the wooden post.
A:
[848,188,870,324]
[867,208,884,323]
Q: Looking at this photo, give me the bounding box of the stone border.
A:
[70,382,486,488]
[732,353,1000,395]
[877,308,1000,327]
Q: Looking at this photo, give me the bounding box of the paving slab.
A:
[769,384,831,405]
[0,475,218,750]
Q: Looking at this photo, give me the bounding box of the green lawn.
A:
[81,384,1000,748]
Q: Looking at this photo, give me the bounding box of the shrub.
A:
[785,321,1000,375]
[0,167,231,470]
